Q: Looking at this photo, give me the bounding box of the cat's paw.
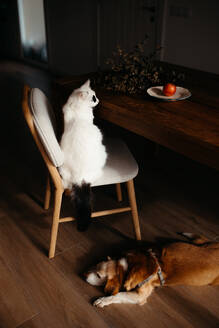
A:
[93,296,114,308]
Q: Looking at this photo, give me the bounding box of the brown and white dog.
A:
[85,233,219,307]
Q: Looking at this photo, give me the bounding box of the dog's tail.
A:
[70,182,92,231]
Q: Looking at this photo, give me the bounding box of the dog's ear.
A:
[124,253,158,291]
[117,262,125,286]
[104,263,125,295]
[104,277,120,295]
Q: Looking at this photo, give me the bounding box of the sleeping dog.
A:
[85,233,219,307]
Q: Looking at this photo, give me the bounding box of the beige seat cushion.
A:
[92,138,138,187]
[30,88,64,167]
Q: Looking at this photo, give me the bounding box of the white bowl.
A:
[147,86,191,101]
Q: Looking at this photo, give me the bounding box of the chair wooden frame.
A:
[22,85,141,258]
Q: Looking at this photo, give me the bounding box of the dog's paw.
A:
[124,275,138,291]
[93,296,114,308]
[124,280,132,291]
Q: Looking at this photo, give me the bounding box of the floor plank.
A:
[0,216,109,328]
[0,244,38,328]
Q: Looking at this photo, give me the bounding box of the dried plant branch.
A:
[93,36,185,95]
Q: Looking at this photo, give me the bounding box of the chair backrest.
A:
[22,85,63,190]
[29,87,64,167]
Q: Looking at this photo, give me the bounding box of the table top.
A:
[54,78,219,170]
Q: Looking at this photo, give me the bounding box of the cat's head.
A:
[74,79,99,108]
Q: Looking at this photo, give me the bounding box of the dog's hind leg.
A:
[93,284,154,307]
[182,233,219,249]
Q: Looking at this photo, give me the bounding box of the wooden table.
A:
[54,78,219,171]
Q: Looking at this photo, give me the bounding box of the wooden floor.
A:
[0,61,219,328]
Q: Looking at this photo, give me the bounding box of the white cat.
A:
[59,80,107,231]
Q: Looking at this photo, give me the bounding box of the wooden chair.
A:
[22,85,141,258]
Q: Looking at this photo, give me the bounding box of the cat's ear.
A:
[85,79,90,87]
[81,79,90,89]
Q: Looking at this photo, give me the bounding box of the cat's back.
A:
[59,80,107,185]
[62,119,103,145]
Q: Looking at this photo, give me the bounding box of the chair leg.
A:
[116,183,123,202]
[49,188,63,259]
[126,179,141,240]
[44,175,51,210]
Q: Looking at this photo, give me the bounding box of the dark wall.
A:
[162,0,219,74]
[0,0,21,59]
[45,0,98,76]
[1,0,219,76]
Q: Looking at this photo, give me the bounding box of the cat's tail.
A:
[71,182,92,231]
